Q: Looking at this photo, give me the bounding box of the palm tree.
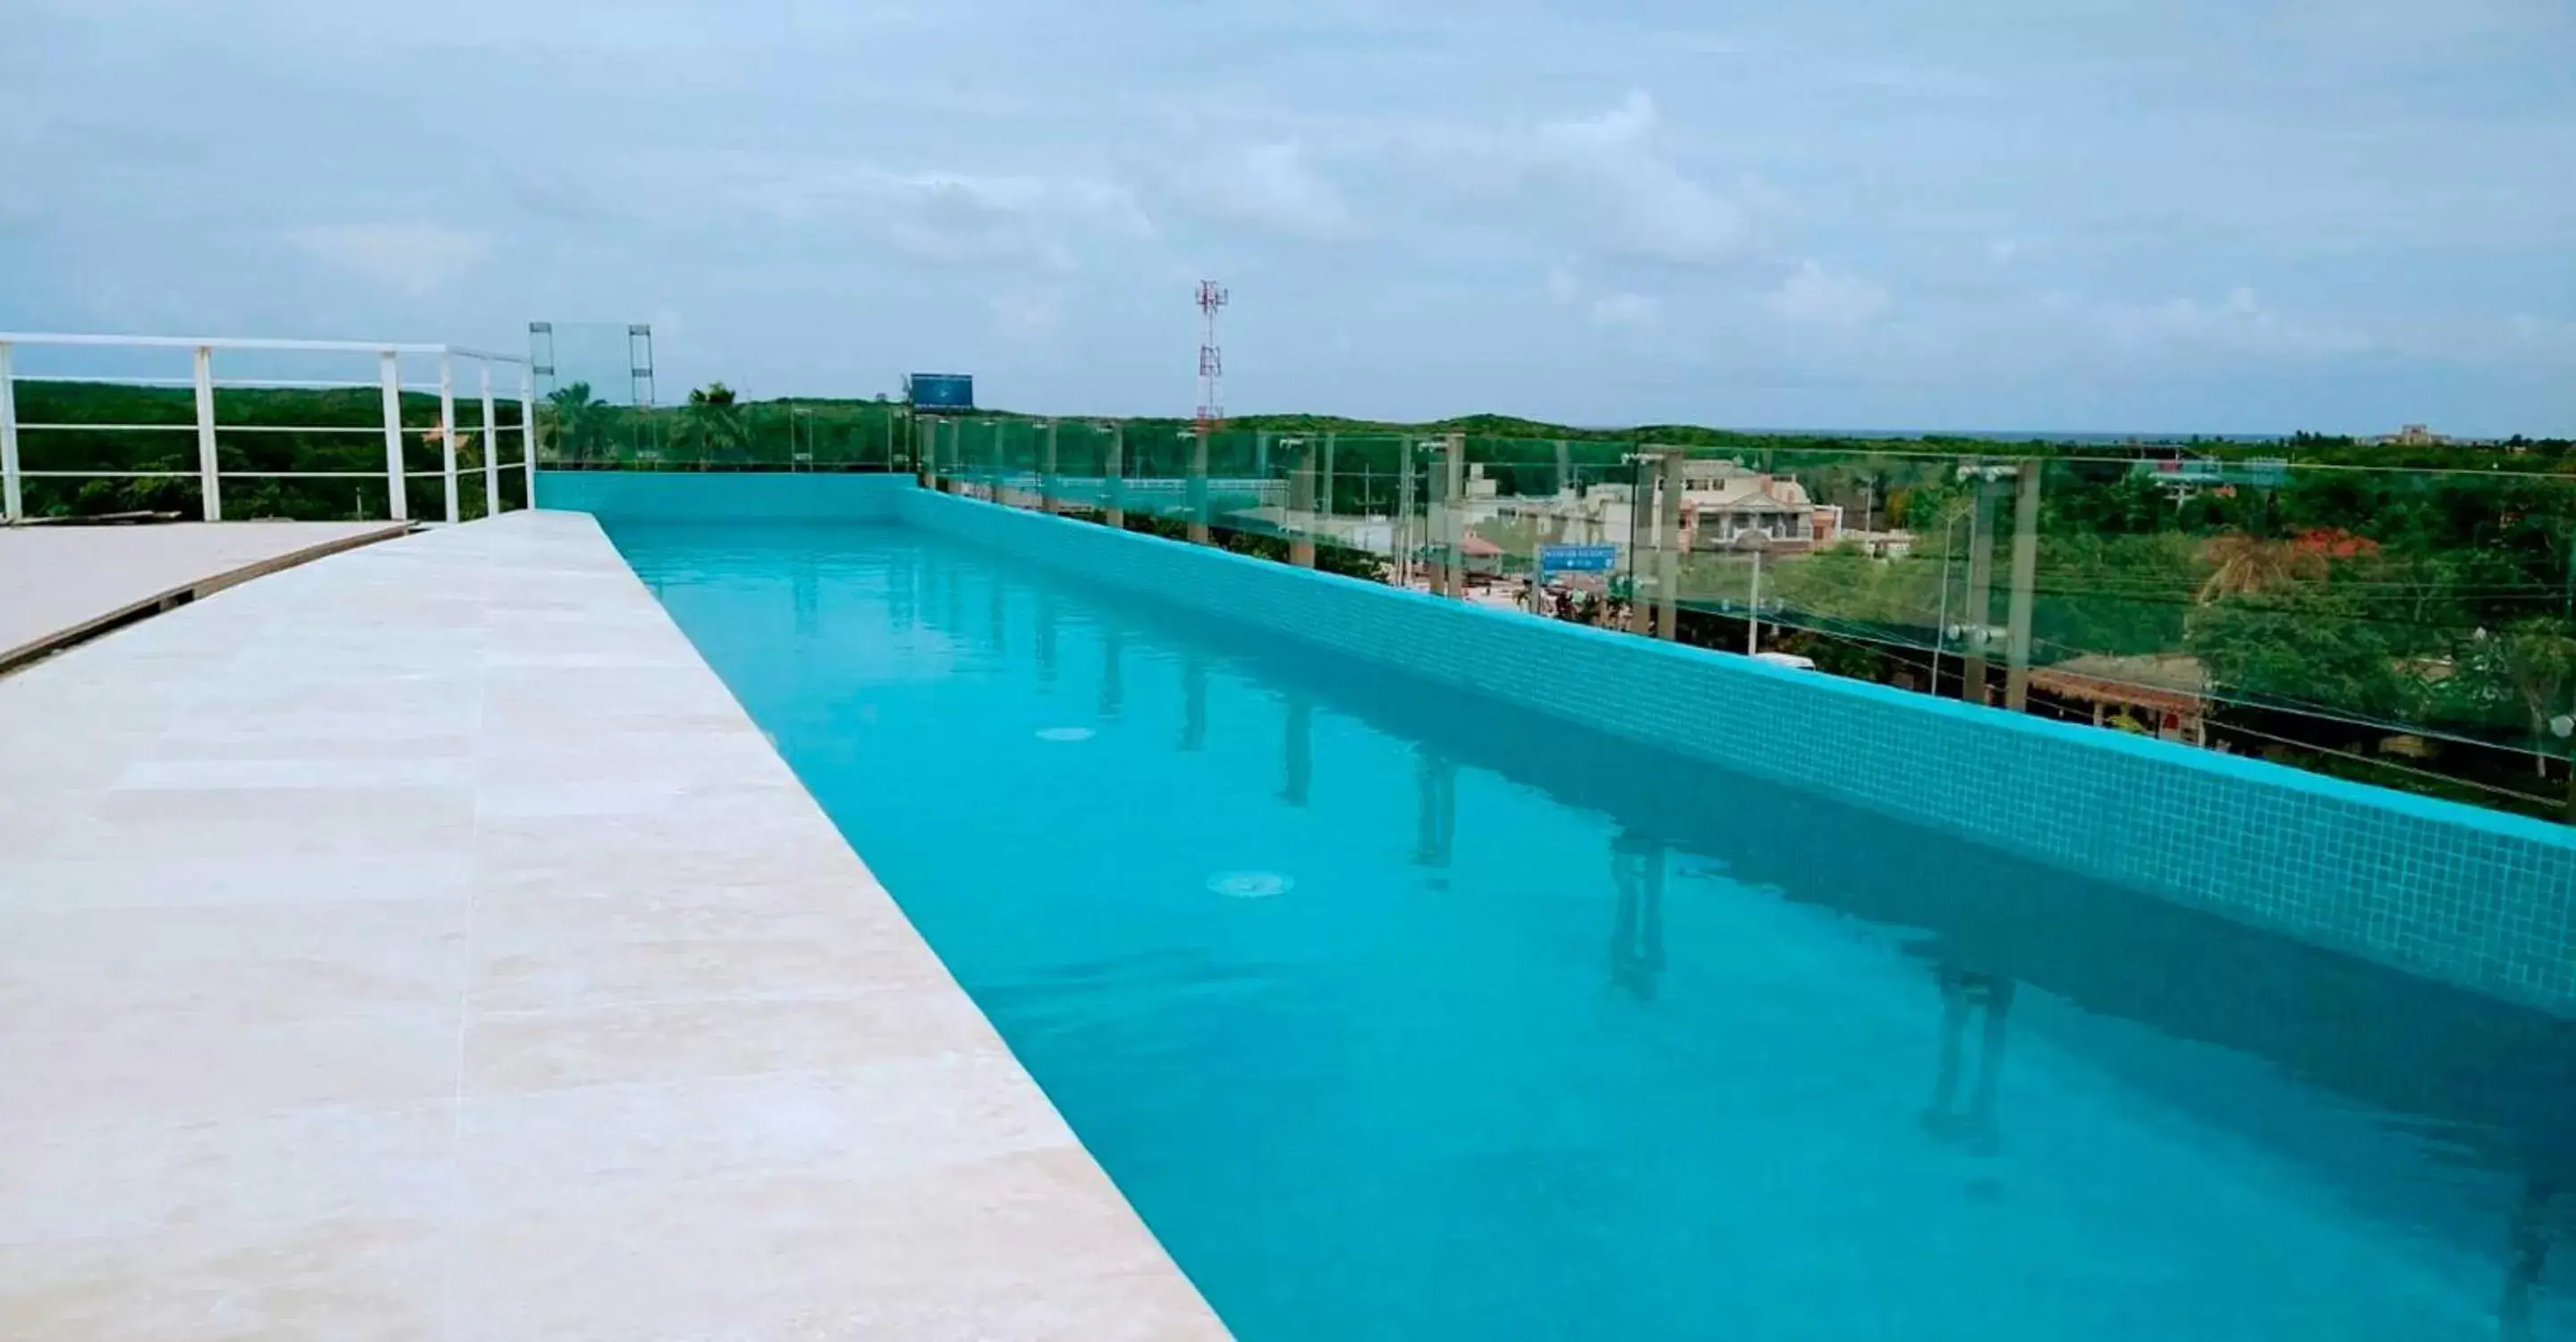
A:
[544,382,609,464]
[2196,532,2325,603]
[683,382,750,463]
[2498,618,2576,779]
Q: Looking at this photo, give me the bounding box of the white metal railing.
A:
[0,332,536,524]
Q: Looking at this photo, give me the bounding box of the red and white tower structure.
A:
[1194,279,1228,434]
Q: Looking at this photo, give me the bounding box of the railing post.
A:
[1655,449,1682,641]
[1188,426,1211,544]
[0,341,21,522]
[1041,419,1059,514]
[437,353,459,523]
[1289,438,1318,568]
[1105,422,1125,528]
[520,363,537,508]
[1446,433,1470,599]
[378,351,408,522]
[1626,452,1655,635]
[478,360,500,517]
[1395,443,1417,589]
[192,344,222,521]
[1962,469,1997,704]
[2004,460,2044,711]
[1321,431,1337,525]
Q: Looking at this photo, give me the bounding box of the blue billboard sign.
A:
[906,373,974,411]
[1538,543,1617,574]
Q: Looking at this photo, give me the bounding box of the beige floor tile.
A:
[466,989,997,1093]
[0,1011,459,1125]
[453,1148,1217,1342]
[0,1215,447,1341]
[0,899,470,1032]
[115,755,479,790]
[472,818,867,899]
[0,1100,454,1244]
[0,854,475,913]
[470,923,928,1013]
[75,784,479,861]
[460,1058,1076,1207]
[470,879,923,953]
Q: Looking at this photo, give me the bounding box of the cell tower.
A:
[1195,279,1228,433]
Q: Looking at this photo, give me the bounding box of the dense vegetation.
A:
[23,376,2576,816]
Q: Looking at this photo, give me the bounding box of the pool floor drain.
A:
[1035,726,1096,743]
[1209,871,1292,899]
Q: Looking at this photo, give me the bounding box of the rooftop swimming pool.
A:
[612,517,2575,1341]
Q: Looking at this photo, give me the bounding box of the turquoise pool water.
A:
[612,520,2576,1341]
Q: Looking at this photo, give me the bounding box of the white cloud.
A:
[1589,292,1661,328]
[1546,263,1582,305]
[1766,261,1888,329]
[989,290,1062,337]
[1545,263,1658,328]
[746,166,1152,270]
[284,224,489,297]
[1421,91,1755,268]
[1530,91,1749,265]
[2098,285,2370,357]
[1185,143,1353,240]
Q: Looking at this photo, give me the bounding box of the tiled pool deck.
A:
[0,520,411,673]
[0,510,1225,1339]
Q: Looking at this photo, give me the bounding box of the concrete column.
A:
[2004,461,2044,711]
[1289,439,1318,568]
[1395,447,1417,588]
[1440,434,1467,598]
[1962,475,1997,705]
[1188,428,1211,544]
[1041,419,1059,514]
[1105,423,1125,528]
[1321,432,1337,522]
[1656,451,1682,641]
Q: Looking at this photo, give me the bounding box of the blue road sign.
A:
[1538,543,1617,573]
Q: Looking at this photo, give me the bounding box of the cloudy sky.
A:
[4,0,2571,434]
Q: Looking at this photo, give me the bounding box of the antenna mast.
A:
[1195,279,1228,434]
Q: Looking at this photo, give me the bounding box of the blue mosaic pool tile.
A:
[902,488,2576,1017]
